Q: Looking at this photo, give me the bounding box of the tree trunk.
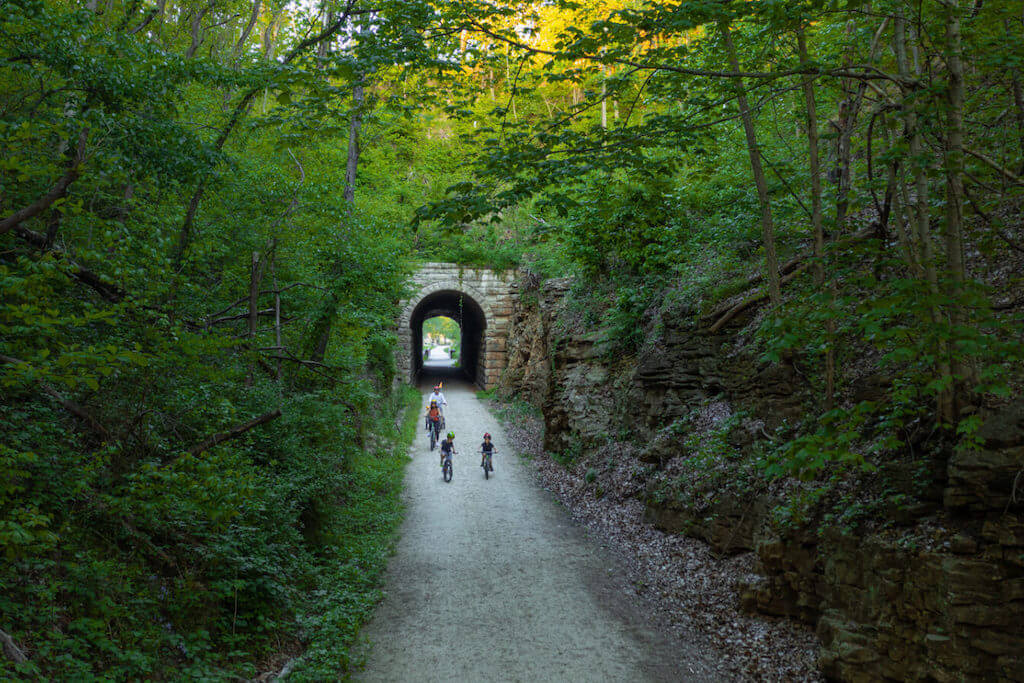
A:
[944,0,973,397]
[272,257,282,380]
[185,2,213,59]
[797,27,835,405]
[247,250,265,385]
[894,13,955,424]
[719,19,782,307]
[834,20,857,232]
[317,4,333,61]
[600,70,608,129]
[233,0,261,64]
[344,82,364,205]
[1007,16,1024,173]
[834,15,888,233]
[172,0,359,263]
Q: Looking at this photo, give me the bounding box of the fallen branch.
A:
[962,182,1024,254]
[87,496,178,569]
[965,146,1024,186]
[702,227,876,329]
[0,354,111,440]
[726,254,806,310]
[994,294,1024,311]
[707,263,811,334]
[0,628,27,664]
[187,408,282,456]
[12,225,124,302]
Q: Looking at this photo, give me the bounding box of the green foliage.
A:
[649,408,763,514]
[552,439,584,468]
[287,386,418,678]
[423,316,460,344]
[758,241,1024,481]
[0,0,421,676]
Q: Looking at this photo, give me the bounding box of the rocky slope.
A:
[497,277,1024,682]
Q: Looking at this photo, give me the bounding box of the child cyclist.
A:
[424,399,442,433]
[440,431,456,468]
[480,432,495,470]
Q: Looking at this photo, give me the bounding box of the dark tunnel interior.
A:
[410,290,486,386]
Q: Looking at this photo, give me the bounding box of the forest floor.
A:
[355,378,722,682]
[489,399,823,681]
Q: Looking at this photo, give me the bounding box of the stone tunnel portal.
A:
[409,289,487,385]
[397,263,514,389]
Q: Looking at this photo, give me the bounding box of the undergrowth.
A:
[288,385,418,679]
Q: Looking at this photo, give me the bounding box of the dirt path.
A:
[356,378,718,682]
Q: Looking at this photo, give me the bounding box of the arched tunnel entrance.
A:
[409,290,487,386]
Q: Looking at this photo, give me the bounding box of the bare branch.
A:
[187,409,282,456]
[965,146,1024,185]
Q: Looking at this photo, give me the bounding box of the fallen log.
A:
[707,263,811,333]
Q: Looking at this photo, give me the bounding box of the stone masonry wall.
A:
[397,263,517,388]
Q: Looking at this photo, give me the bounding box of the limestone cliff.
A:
[499,276,1024,682]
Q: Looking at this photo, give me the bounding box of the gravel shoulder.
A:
[355,379,720,682]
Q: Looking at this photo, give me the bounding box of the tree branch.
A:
[964,146,1024,185]
[0,132,86,235]
[462,20,913,85]
[187,409,282,456]
[11,226,124,302]
[174,0,359,264]
[0,354,111,440]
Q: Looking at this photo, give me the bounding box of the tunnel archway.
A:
[396,264,514,390]
[408,289,488,386]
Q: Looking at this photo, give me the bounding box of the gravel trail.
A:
[356,378,717,682]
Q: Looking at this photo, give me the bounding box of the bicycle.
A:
[481,449,495,479]
[428,418,443,450]
[442,450,454,482]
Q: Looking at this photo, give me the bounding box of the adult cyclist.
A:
[428,384,447,416]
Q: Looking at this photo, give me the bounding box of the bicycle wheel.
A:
[430,428,436,450]
[443,461,452,482]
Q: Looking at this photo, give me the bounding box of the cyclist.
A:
[480,432,495,470]
[425,400,443,436]
[440,431,455,469]
[428,384,447,416]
